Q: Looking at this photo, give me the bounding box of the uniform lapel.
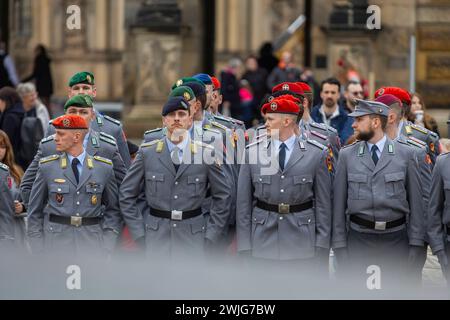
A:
[77,156,93,191]
[61,154,78,187]
[174,142,192,180]
[373,138,394,176]
[283,138,304,174]
[358,142,376,172]
[158,140,177,176]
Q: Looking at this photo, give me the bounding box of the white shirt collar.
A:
[366,135,387,154]
[67,149,87,166]
[272,134,296,151]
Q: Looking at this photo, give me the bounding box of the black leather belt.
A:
[350,215,406,231]
[150,207,202,221]
[49,214,102,227]
[256,200,313,214]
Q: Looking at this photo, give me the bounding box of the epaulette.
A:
[144,128,163,136]
[307,139,327,150]
[40,154,60,165]
[141,140,160,148]
[411,124,428,135]
[406,139,426,149]
[309,122,328,131]
[213,115,234,124]
[193,140,214,150]
[99,132,116,142]
[48,120,53,126]
[99,135,117,146]
[429,131,439,139]
[246,139,265,149]
[232,118,244,126]
[203,126,221,135]
[0,162,9,172]
[342,141,358,149]
[326,125,338,134]
[93,155,113,165]
[310,130,327,141]
[103,115,121,126]
[211,121,228,131]
[41,135,55,144]
[256,125,266,131]
[409,136,427,147]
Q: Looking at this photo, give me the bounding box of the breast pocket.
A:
[384,172,406,198]
[293,175,313,200]
[252,175,271,199]
[145,172,165,195]
[49,184,70,206]
[188,175,207,196]
[348,173,368,200]
[85,184,104,206]
[443,181,450,207]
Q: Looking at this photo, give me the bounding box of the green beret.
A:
[171,77,204,90]
[169,86,195,101]
[68,71,95,87]
[64,94,94,111]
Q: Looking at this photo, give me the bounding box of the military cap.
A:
[375,94,402,108]
[68,71,95,87]
[211,76,221,90]
[64,94,94,111]
[272,82,305,96]
[169,86,195,101]
[296,82,313,94]
[261,98,300,116]
[193,73,213,85]
[183,82,206,98]
[171,77,204,90]
[374,87,411,107]
[162,97,190,116]
[348,99,390,118]
[52,115,89,130]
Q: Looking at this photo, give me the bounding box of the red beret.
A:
[211,76,221,90]
[261,98,300,115]
[374,94,402,107]
[374,87,411,107]
[52,115,88,130]
[272,94,301,105]
[296,82,312,93]
[272,82,305,96]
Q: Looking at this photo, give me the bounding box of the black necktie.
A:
[371,145,379,165]
[71,158,80,184]
[171,147,181,172]
[279,143,287,171]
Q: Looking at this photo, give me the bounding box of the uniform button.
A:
[77,192,80,195]
[175,182,179,185]
[173,224,177,228]
[279,217,284,221]
[308,219,311,223]
[76,202,80,206]
[57,188,62,192]
[259,178,262,182]
[76,213,80,217]
[195,178,199,182]
[94,189,97,192]
[152,176,156,179]
[281,176,285,179]
[174,195,178,199]
[280,189,284,193]
[302,178,306,182]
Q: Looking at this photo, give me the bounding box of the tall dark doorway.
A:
[202,0,215,74]
[0,0,9,49]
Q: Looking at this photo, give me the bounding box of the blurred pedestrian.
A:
[440,138,450,153]
[0,87,25,168]
[220,58,242,118]
[242,55,268,123]
[257,42,279,75]
[266,51,302,89]
[343,81,364,114]
[0,42,19,89]
[17,82,50,133]
[22,44,54,113]
[409,92,440,137]
[238,79,254,128]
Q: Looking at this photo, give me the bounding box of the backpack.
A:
[18,116,44,165]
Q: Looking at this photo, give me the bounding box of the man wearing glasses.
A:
[344,81,365,114]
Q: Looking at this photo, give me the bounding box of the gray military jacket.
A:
[236,136,332,260]
[427,153,450,254]
[332,137,425,249]
[21,130,126,207]
[27,153,121,255]
[0,163,15,245]
[119,137,232,255]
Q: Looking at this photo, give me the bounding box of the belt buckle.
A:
[171,210,183,221]
[71,216,82,227]
[375,221,387,231]
[278,203,290,214]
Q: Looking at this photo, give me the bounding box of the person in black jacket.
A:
[22,44,53,115]
[0,87,25,169]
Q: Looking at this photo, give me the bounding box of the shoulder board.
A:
[232,118,244,126]
[99,136,117,146]
[40,154,60,164]
[0,162,9,171]
[404,139,425,149]
[307,139,327,150]
[193,140,214,150]
[211,121,228,131]
[246,139,266,149]
[141,140,160,148]
[144,128,163,135]
[429,131,438,139]
[326,125,338,134]
[93,155,113,165]
[213,115,234,124]
[203,126,221,135]
[99,131,116,141]
[411,124,428,135]
[41,135,55,144]
[408,136,426,147]
[103,115,121,126]
[309,122,327,130]
[310,130,327,141]
[256,125,266,131]
[342,141,358,149]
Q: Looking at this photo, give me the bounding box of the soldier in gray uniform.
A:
[375,86,441,166]
[27,115,121,256]
[21,95,126,208]
[377,94,433,285]
[427,151,450,283]
[236,96,332,275]
[332,99,425,287]
[119,97,231,258]
[45,71,131,168]
[0,163,15,249]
